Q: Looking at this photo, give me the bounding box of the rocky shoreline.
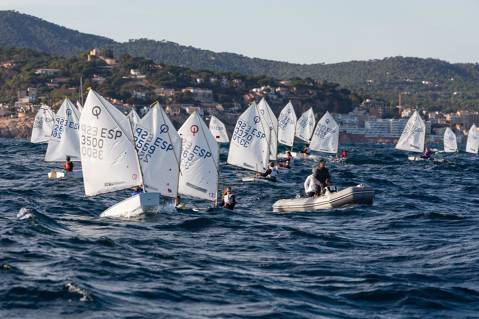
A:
[0,116,34,139]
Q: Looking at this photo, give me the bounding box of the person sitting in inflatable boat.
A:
[313,159,332,195]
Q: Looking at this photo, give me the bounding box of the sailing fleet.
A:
[395,110,479,160]
[30,91,478,217]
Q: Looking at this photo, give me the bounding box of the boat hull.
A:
[242,176,276,183]
[290,152,319,160]
[100,193,161,218]
[272,185,374,213]
[48,170,83,179]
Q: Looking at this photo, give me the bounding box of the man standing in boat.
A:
[313,159,332,195]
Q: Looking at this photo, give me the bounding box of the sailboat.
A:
[79,90,160,218]
[209,115,229,143]
[31,104,55,144]
[309,111,340,158]
[466,124,479,155]
[178,112,220,206]
[395,111,427,161]
[45,98,82,179]
[227,103,270,182]
[127,108,141,126]
[277,101,297,160]
[257,98,278,160]
[132,102,182,202]
[292,107,316,159]
[443,127,458,153]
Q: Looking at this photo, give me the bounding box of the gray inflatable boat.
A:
[272,185,374,213]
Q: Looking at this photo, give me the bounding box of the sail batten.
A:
[395,111,426,153]
[309,111,339,154]
[277,101,297,147]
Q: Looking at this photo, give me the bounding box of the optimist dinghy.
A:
[101,192,161,218]
[395,111,428,161]
[48,170,82,179]
[272,185,374,213]
[466,124,479,155]
[79,91,182,219]
[241,176,276,183]
[44,98,82,179]
[227,102,270,181]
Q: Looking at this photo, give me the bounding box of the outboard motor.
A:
[325,185,337,194]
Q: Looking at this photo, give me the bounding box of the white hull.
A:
[241,176,276,183]
[290,152,319,160]
[272,185,374,213]
[100,193,161,218]
[48,170,83,179]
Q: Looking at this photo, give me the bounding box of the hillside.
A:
[1,10,479,111]
[0,47,358,116]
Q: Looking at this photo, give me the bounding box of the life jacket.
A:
[64,161,73,172]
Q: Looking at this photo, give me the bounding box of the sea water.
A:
[1,138,478,318]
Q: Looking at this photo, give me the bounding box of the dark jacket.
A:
[313,167,331,184]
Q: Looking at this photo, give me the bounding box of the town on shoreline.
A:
[1,48,478,144]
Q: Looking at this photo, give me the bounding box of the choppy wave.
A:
[1,138,479,318]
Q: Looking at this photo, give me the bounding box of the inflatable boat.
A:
[272,185,374,213]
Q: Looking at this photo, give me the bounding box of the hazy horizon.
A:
[0,0,478,65]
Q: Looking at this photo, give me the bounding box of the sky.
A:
[0,0,478,64]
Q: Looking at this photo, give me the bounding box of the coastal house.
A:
[131,90,147,100]
[130,69,146,79]
[92,74,106,84]
[181,87,214,103]
[0,60,15,69]
[165,104,181,117]
[181,104,204,116]
[35,68,60,75]
[155,88,176,97]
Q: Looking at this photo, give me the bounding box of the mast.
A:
[80,76,84,106]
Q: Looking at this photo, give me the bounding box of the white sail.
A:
[227,103,269,173]
[31,105,55,144]
[309,111,339,154]
[466,124,479,154]
[295,108,316,142]
[79,90,143,196]
[209,115,229,143]
[257,98,278,160]
[443,127,457,153]
[277,101,297,147]
[134,102,181,197]
[44,98,81,162]
[128,109,141,126]
[395,111,426,153]
[76,101,83,113]
[178,112,219,202]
